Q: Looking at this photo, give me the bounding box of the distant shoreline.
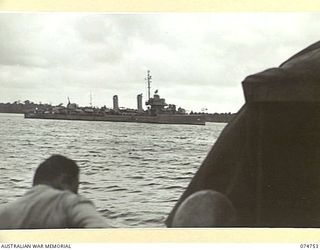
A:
[0,101,236,123]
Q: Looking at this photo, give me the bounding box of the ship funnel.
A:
[113,95,119,110]
[137,94,143,112]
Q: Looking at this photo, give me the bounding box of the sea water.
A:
[0,113,226,227]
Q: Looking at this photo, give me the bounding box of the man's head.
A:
[172,190,237,227]
[33,155,79,194]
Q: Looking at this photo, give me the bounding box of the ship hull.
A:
[24,113,206,125]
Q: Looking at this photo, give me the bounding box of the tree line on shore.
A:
[0,100,236,123]
[0,100,52,113]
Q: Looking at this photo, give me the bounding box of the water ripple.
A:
[0,113,225,227]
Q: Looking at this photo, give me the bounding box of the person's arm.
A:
[65,194,113,228]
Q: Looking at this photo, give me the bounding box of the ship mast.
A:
[90,91,92,107]
[146,70,152,100]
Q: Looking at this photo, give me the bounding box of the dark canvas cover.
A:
[166,41,320,227]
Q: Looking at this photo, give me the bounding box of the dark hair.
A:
[33,155,79,187]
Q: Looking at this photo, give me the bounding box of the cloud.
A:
[0,13,320,112]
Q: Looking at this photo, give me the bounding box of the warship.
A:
[24,71,206,125]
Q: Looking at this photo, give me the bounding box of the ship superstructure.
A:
[24,71,205,125]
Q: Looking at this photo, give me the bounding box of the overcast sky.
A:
[0,13,319,113]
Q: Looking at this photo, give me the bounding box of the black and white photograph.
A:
[0,12,319,229]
